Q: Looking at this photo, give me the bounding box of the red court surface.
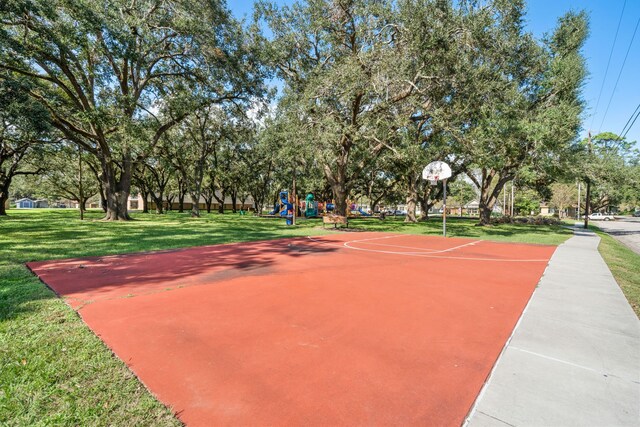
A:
[28,232,556,426]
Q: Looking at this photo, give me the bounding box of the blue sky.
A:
[229,1,640,146]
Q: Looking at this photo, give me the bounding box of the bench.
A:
[323,214,349,229]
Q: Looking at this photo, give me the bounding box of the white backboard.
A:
[422,161,452,181]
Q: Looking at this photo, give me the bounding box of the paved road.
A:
[591,217,640,255]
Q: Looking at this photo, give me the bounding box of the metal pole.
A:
[442,179,447,237]
[292,168,297,226]
[79,146,84,220]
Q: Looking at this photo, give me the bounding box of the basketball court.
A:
[27,232,556,426]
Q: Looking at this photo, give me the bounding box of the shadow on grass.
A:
[0,265,57,323]
[0,210,327,264]
[0,210,328,320]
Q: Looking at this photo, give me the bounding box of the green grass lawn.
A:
[594,231,640,318]
[347,216,572,245]
[562,220,640,318]
[0,209,572,425]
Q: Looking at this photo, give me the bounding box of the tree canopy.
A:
[3,0,623,223]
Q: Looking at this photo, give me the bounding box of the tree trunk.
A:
[190,192,200,217]
[476,170,510,226]
[87,160,107,212]
[0,180,9,216]
[214,190,225,214]
[404,175,419,223]
[251,192,263,215]
[176,176,186,213]
[141,189,149,213]
[231,190,237,213]
[148,167,169,214]
[152,191,164,214]
[405,198,417,222]
[190,157,207,218]
[418,183,440,221]
[101,156,132,221]
[100,193,107,212]
[478,204,492,225]
[332,185,348,216]
[419,200,430,220]
[240,195,249,212]
[371,194,384,216]
[202,181,216,214]
[324,158,349,216]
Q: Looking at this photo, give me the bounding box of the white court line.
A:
[350,241,444,253]
[344,239,481,254]
[341,234,406,244]
[429,240,482,253]
[340,234,482,254]
[305,236,549,262]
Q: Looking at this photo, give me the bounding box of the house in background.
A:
[127,192,255,212]
[463,200,480,216]
[15,198,49,209]
[539,202,555,217]
[15,198,34,208]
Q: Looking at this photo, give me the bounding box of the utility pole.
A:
[79,146,84,220]
[584,131,592,229]
[511,182,515,216]
[577,182,581,220]
[503,186,506,215]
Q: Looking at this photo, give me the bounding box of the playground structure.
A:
[350,202,371,217]
[268,191,332,218]
[266,191,372,224]
[303,193,319,218]
[269,191,294,224]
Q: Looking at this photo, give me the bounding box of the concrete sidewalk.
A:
[467,229,640,426]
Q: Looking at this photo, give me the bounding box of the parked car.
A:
[588,212,615,221]
[633,211,640,217]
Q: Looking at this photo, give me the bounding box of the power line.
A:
[620,102,640,137]
[621,106,640,139]
[598,14,640,132]
[590,0,626,130]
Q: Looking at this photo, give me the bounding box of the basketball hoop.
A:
[422,160,452,238]
[422,161,452,182]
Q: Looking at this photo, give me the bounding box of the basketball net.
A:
[429,180,437,186]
